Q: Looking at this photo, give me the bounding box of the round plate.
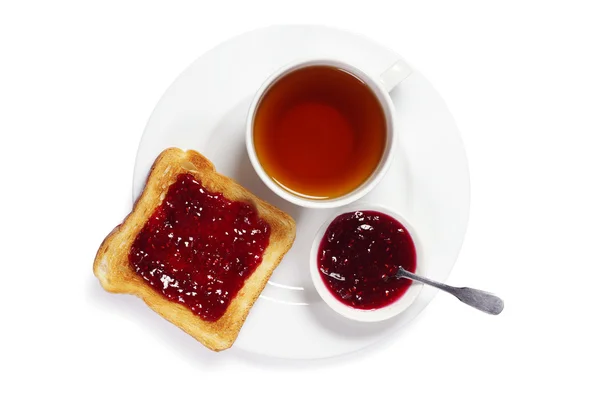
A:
[133,25,470,359]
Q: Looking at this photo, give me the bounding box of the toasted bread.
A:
[93,148,296,351]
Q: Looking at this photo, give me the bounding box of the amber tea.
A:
[253,65,387,200]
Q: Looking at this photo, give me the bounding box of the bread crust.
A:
[93,148,296,351]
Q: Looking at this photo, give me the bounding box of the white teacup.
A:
[246,58,412,209]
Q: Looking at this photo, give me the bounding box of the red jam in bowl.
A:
[129,173,271,322]
[317,210,417,310]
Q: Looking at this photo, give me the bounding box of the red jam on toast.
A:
[129,173,271,322]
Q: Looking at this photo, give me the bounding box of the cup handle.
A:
[380,59,412,92]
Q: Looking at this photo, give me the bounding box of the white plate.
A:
[133,25,470,359]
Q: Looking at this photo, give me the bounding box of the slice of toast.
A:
[93,148,296,351]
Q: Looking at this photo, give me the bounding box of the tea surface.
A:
[253,65,386,199]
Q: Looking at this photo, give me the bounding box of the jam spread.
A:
[317,210,416,310]
[129,173,271,322]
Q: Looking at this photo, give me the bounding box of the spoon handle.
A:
[396,267,504,315]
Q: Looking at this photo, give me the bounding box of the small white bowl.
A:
[309,203,425,322]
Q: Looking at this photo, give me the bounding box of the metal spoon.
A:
[394,267,504,315]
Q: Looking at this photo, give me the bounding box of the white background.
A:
[1,1,599,396]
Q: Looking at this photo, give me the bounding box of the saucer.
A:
[133,25,470,359]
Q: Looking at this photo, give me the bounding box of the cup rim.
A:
[309,203,425,322]
[245,58,397,209]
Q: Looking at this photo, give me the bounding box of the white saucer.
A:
[133,25,470,359]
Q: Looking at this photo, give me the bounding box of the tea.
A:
[253,65,386,200]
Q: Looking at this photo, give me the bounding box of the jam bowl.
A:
[309,204,426,322]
